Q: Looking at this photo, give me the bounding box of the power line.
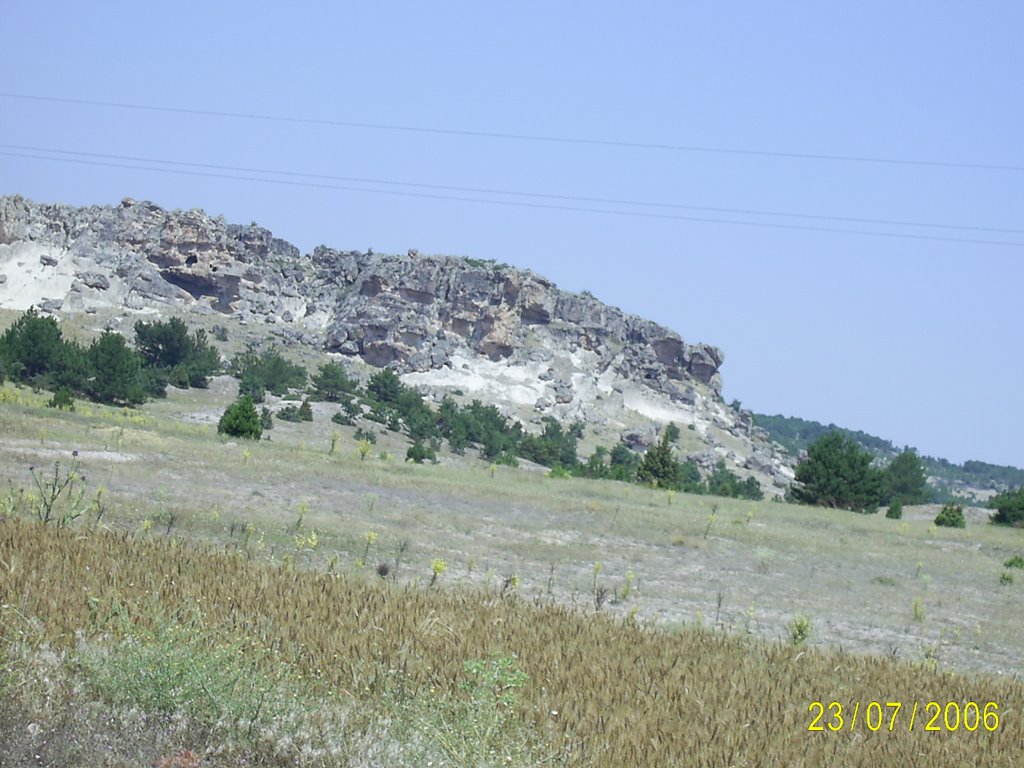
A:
[3,149,1021,248]
[2,143,1021,237]
[2,91,1022,173]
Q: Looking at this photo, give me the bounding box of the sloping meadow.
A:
[1,518,1021,766]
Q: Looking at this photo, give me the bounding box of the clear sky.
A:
[2,2,1022,467]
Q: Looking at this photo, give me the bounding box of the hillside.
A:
[2,379,1023,765]
[0,194,794,493]
[752,412,1024,500]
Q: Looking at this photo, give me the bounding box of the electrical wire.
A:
[1,143,1020,236]
[2,91,1022,173]
[3,149,1021,247]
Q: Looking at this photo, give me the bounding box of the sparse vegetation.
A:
[2,319,1024,765]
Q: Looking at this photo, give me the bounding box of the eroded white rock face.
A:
[0,193,794,492]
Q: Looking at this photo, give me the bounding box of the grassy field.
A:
[1,378,1023,765]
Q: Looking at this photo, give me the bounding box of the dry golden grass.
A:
[2,517,1021,767]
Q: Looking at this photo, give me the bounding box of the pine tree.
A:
[636,430,681,489]
[218,395,263,440]
[86,330,146,406]
[884,449,929,504]
[791,431,884,512]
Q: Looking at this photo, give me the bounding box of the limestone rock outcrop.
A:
[0,195,723,402]
[0,194,795,493]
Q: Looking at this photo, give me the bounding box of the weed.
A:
[703,504,719,539]
[913,597,925,623]
[293,501,308,532]
[27,459,88,527]
[616,569,636,603]
[501,573,521,596]
[788,614,812,645]
[1004,555,1024,569]
[999,571,1014,586]
[430,557,447,587]
[363,530,379,563]
[357,439,372,461]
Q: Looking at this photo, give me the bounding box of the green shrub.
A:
[260,406,273,431]
[989,488,1024,526]
[310,361,358,401]
[134,318,220,388]
[75,608,290,728]
[297,397,313,421]
[354,427,377,445]
[791,431,884,512]
[218,395,262,440]
[229,343,306,396]
[1000,571,1014,586]
[332,410,354,426]
[276,404,302,422]
[886,497,903,520]
[46,387,75,411]
[935,503,966,529]
[788,614,812,645]
[238,373,266,404]
[1003,555,1024,569]
[406,439,436,464]
[495,450,519,468]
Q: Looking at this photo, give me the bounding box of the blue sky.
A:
[2,2,1022,466]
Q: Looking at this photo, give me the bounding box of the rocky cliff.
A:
[0,195,795,491]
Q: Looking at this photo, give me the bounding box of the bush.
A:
[934,503,966,529]
[310,361,358,401]
[276,404,302,422]
[989,488,1024,526]
[297,397,313,421]
[260,406,274,431]
[331,410,354,426]
[354,427,377,445]
[75,608,290,730]
[46,387,75,411]
[518,417,581,469]
[218,395,262,440]
[134,318,220,388]
[238,373,266,404]
[886,497,903,520]
[788,614,811,645]
[406,440,436,464]
[635,430,681,489]
[1003,555,1024,569]
[0,307,67,380]
[229,344,306,396]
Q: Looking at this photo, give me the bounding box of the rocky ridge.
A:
[0,195,795,492]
